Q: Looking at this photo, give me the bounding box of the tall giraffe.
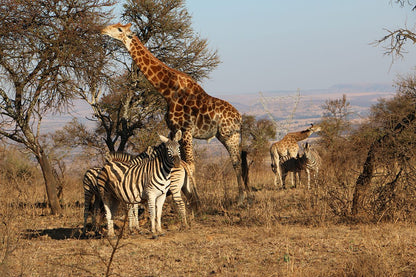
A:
[101,23,249,202]
[270,124,321,188]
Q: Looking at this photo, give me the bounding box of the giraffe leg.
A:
[180,130,196,175]
[218,132,247,204]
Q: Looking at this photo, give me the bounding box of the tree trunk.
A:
[36,150,62,215]
[351,110,416,216]
[351,138,379,215]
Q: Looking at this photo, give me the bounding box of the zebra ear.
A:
[173,130,182,142]
[159,134,169,143]
[146,146,153,155]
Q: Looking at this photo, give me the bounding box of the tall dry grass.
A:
[1,144,416,275]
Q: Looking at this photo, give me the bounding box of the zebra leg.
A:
[295,170,300,188]
[172,191,188,229]
[306,168,311,190]
[103,201,115,237]
[147,194,158,238]
[155,193,168,236]
[127,204,137,232]
[103,196,118,237]
[281,169,287,190]
[290,171,295,188]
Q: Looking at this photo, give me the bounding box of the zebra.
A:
[97,131,182,238]
[82,150,152,235]
[280,143,321,189]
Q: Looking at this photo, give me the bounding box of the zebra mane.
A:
[104,152,135,164]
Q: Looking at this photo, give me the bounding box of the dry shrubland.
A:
[1,140,416,276]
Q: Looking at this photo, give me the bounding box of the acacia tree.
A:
[375,1,416,58]
[352,1,416,216]
[59,0,220,154]
[0,0,114,214]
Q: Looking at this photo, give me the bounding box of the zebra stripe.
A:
[98,131,182,238]
[302,143,321,190]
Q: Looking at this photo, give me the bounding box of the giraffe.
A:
[270,124,321,188]
[101,23,249,202]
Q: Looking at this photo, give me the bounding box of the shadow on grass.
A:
[21,226,104,240]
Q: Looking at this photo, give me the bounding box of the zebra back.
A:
[98,135,181,204]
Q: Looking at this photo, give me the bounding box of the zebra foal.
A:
[97,131,182,238]
[280,143,321,189]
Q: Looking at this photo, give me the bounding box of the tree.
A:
[0,0,114,214]
[61,0,220,154]
[319,94,352,146]
[374,1,416,59]
[241,115,276,163]
[351,75,416,216]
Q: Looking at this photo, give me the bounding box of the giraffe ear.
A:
[173,130,182,142]
[126,22,132,29]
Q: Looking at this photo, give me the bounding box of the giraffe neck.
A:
[296,130,313,141]
[124,35,204,103]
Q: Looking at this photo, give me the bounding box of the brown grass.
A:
[1,148,416,276]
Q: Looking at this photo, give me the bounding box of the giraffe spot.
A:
[201,104,208,113]
[160,83,167,89]
[151,76,158,83]
[143,56,150,65]
[151,65,162,74]
[197,116,203,129]
[174,112,183,117]
[175,104,182,112]
[157,71,163,80]
[191,106,199,116]
[183,106,190,114]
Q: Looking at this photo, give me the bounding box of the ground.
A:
[3,207,416,277]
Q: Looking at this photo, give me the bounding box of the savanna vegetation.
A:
[1,0,416,276]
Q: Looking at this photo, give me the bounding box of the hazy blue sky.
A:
[183,1,416,95]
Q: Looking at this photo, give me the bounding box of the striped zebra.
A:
[97,131,182,238]
[280,143,321,189]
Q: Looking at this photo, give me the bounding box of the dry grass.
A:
[1,148,416,276]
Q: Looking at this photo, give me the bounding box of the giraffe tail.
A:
[241,150,250,190]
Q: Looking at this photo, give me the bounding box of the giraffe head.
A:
[308,123,321,133]
[101,23,134,42]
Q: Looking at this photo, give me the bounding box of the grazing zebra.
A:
[97,131,182,238]
[280,143,321,189]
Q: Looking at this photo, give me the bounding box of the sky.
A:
[182,0,416,95]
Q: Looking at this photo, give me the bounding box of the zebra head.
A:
[159,130,182,167]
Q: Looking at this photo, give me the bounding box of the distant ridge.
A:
[328,83,393,92]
